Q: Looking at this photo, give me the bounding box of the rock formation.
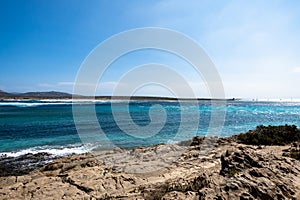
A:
[0,126,300,199]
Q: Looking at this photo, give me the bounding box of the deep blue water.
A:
[0,100,300,157]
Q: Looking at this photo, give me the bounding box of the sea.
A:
[1,99,300,158]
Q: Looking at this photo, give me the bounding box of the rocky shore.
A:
[0,125,300,199]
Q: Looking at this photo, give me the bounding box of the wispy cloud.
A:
[129,0,300,98]
[58,82,75,86]
[13,1,300,98]
[292,67,300,73]
[38,83,54,87]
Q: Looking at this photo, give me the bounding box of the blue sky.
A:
[1,0,300,98]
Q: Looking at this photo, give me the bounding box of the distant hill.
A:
[20,91,72,98]
[0,90,72,99]
[0,90,237,101]
[0,90,13,97]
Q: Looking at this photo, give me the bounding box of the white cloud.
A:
[58,82,75,86]
[292,67,300,73]
[35,1,300,98]
[38,83,54,87]
[129,0,300,98]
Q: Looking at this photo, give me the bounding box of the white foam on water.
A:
[0,144,90,158]
[0,99,136,107]
[241,98,300,102]
[0,102,73,107]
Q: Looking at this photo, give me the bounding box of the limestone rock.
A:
[1,136,300,199]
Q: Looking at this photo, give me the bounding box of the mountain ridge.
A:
[0,90,72,99]
[0,89,238,101]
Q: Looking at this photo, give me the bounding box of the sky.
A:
[0,0,300,99]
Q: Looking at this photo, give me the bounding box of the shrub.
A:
[236,125,300,145]
[290,149,300,160]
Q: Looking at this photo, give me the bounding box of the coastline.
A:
[0,96,237,102]
[0,89,238,101]
[1,125,299,199]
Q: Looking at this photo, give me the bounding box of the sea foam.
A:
[0,144,89,158]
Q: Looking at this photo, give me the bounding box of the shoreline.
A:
[2,97,300,106]
[1,125,299,177]
[0,125,299,199]
[0,127,299,199]
[0,96,238,101]
[0,89,238,101]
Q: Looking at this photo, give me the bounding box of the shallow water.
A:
[0,100,300,157]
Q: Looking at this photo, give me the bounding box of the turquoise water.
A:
[0,100,300,157]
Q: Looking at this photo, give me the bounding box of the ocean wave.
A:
[0,102,75,107]
[0,99,140,107]
[0,144,90,158]
[240,98,300,103]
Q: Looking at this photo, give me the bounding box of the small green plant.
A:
[60,164,77,173]
[227,169,241,177]
[290,150,300,160]
[80,163,87,168]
